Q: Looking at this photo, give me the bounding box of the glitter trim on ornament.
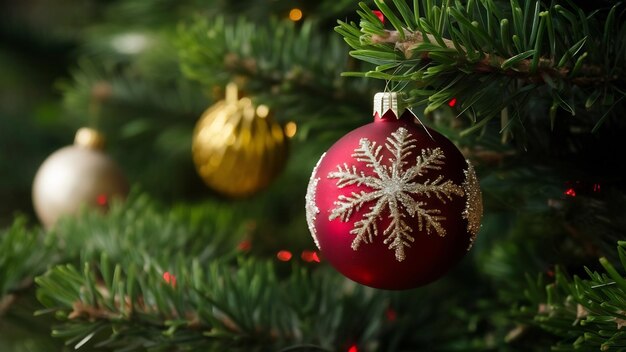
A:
[462,161,483,250]
[305,153,325,249]
[327,127,464,262]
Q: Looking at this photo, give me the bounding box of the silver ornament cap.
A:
[373,92,407,119]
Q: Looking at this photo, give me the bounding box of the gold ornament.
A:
[192,83,288,197]
[32,128,129,228]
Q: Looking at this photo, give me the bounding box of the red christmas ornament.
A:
[305,92,483,290]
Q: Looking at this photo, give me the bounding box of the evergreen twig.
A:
[521,242,626,351]
[370,29,616,86]
[336,0,626,135]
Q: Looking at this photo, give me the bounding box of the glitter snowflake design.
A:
[327,127,464,262]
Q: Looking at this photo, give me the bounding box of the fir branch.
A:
[34,255,380,351]
[26,192,497,350]
[336,0,626,135]
[51,192,246,265]
[370,29,615,86]
[0,217,52,309]
[521,242,626,351]
[0,193,245,319]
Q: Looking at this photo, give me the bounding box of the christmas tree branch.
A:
[0,218,53,315]
[34,254,380,351]
[519,242,626,351]
[370,29,613,86]
[0,194,245,320]
[336,0,626,136]
[20,194,510,351]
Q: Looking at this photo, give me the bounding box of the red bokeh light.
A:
[301,250,321,263]
[96,194,108,206]
[276,250,293,261]
[564,188,576,197]
[372,10,385,24]
[163,271,177,287]
[385,308,397,322]
[448,98,457,107]
[237,239,252,251]
[348,345,359,352]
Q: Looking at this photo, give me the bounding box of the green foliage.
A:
[19,193,490,351]
[0,192,539,351]
[520,242,626,351]
[1,192,245,311]
[177,16,375,137]
[0,218,52,298]
[51,193,245,264]
[35,257,366,351]
[335,0,626,136]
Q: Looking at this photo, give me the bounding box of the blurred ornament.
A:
[32,128,129,228]
[305,92,483,290]
[192,83,288,197]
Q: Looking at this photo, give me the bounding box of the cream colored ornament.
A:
[32,128,129,228]
[192,83,288,197]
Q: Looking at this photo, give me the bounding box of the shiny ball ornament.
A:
[305,93,483,290]
[32,128,129,228]
[192,83,288,197]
